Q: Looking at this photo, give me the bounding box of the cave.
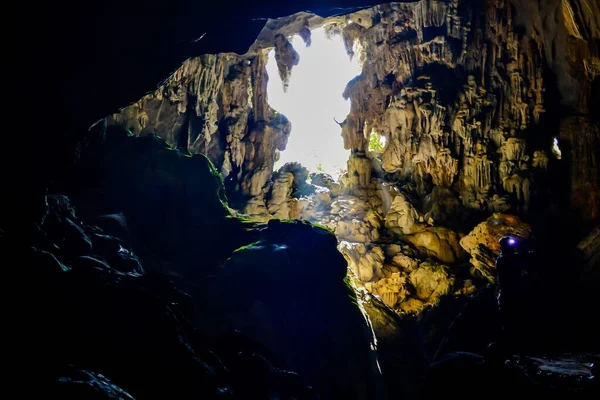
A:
[7,0,600,399]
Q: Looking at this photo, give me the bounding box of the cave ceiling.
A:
[94,0,600,313]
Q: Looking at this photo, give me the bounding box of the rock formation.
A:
[9,127,386,399]
[460,213,532,281]
[103,0,599,323]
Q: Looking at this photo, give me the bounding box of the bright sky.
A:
[266,27,362,178]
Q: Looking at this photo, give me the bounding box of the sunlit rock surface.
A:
[460,213,532,281]
[104,0,599,322]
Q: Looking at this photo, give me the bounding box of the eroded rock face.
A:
[460,213,532,281]
[273,33,300,91]
[106,1,597,215]
[405,227,465,265]
[106,53,291,211]
[408,261,455,305]
[385,192,423,235]
[103,1,599,317]
[339,242,385,282]
[559,116,600,230]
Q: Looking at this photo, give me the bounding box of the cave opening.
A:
[266,27,362,179]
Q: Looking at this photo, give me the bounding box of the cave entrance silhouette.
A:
[266,27,362,179]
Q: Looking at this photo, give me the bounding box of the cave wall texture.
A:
[104,0,599,314]
[106,0,599,225]
[5,1,600,397]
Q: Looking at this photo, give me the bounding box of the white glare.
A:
[266,28,362,178]
[552,137,562,160]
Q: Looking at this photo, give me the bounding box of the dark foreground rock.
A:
[420,351,598,400]
[7,128,383,399]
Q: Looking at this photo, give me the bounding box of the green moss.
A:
[311,222,334,235]
[344,275,360,308]
[231,241,262,254]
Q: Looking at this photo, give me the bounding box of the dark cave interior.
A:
[5,0,600,399]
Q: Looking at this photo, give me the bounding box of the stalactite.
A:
[104,0,597,224]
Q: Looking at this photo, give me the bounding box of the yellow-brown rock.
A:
[408,262,454,304]
[460,213,532,280]
[405,227,465,264]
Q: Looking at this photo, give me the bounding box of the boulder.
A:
[277,162,311,198]
[297,186,332,221]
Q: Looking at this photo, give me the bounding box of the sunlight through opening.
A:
[266,27,362,178]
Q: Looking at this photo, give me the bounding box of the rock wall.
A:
[106,0,598,216]
[105,0,599,314]
[67,128,384,398]
[107,53,291,209]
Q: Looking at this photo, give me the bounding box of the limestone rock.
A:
[391,253,420,272]
[277,162,310,196]
[460,213,532,279]
[103,1,600,231]
[559,117,600,229]
[98,1,600,322]
[243,197,270,221]
[399,297,426,314]
[385,192,423,235]
[385,244,403,258]
[577,225,600,271]
[422,186,465,227]
[405,227,465,264]
[368,272,409,308]
[296,186,332,221]
[460,213,531,255]
[106,52,291,204]
[327,196,381,242]
[309,172,343,197]
[408,261,454,304]
[267,172,294,218]
[345,154,372,189]
[273,33,299,91]
[339,242,385,282]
